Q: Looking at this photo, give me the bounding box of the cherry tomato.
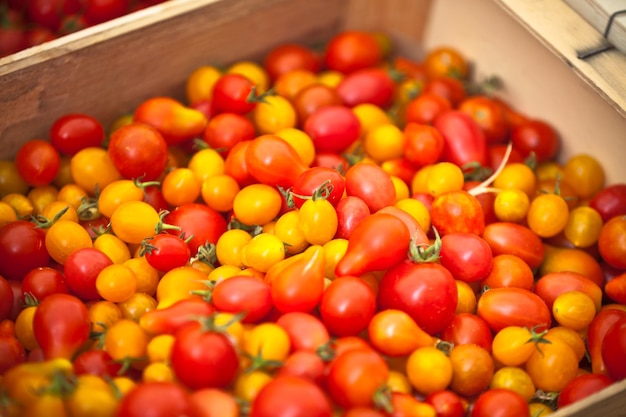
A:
[275,311,330,352]
[15,139,61,186]
[557,373,614,408]
[526,334,578,392]
[344,163,396,213]
[511,119,559,162]
[324,30,382,74]
[602,317,626,380]
[117,381,195,417]
[49,113,105,155]
[440,233,493,282]
[470,388,529,417]
[212,276,272,323]
[251,375,332,417]
[449,344,494,397]
[481,254,534,290]
[320,276,376,337]
[477,287,551,332]
[108,122,169,181]
[424,390,465,417]
[441,313,492,353]
[598,215,626,270]
[434,110,488,169]
[0,221,50,281]
[482,222,545,270]
[21,267,69,302]
[163,203,227,255]
[264,43,321,81]
[405,346,453,395]
[589,183,626,222]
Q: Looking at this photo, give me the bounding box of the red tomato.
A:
[83,0,130,25]
[304,105,361,154]
[0,221,50,281]
[487,144,524,173]
[334,196,371,240]
[0,320,26,373]
[276,350,326,385]
[21,267,69,302]
[598,215,626,270]
[602,317,626,380]
[64,247,113,301]
[470,388,529,417]
[458,95,509,144]
[433,110,488,169]
[0,276,14,321]
[326,348,389,409]
[263,43,321,81]
[117,382,196,417]
[422,76,467,107]
[108,122,168,181]
[291,167,346,208]
[404,92,452,126]
[587,308,626,375]
[163,203,227,256]
[251,375,332,417]
[441,313,493,353]
[335,213,411,277]
[511,119,559,162]
[50,113,105,155]
[33,293,90,360]
[424,390,466,417]
[403,123,445,167]
[73,349,123,377]
[336,68,395,109]
[477,287,551,332]
[440,233,493,282]
[275,312,330,352]
[27,0,81,31]
[313,152,351,174]
[212,276,272,323]
[0,17,28,57]
[15,139,61,186]
[245,134,308,188]
[292,83,343,124]
[589,184,626,222]
[557,373,614,408]
[482,222,545,270]
[324,30,382,74]
[203,112,256,157]
[344,163,396,213]
[142,234,191,273]
[224,140,256,187]
[212,73,259,115]
[378,262,458,335]
[170,320,239,389]
[320,276,377,337]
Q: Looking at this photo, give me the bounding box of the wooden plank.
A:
[564,0,626,55]
[0,0,344,159]
[551,378,626,417]
[494,0,626,120]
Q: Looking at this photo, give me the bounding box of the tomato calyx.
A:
[372,384,394,414]
[36,369,77,397]
[316,339,338,362]
[524,325,552,357]
[21,292,40,308]
[90,322,109,349]
[531,389,559,410]
[191,242,217,268]
[228,218,263,236]
[408,227,441,263]
[435,338,454,356]
[112,355,148,376]
[281,180,335,208]
[243,350,284,374]
[462,161,493,182]
[154,210,183,234]
[132,176,161,198]
[464,74,502,97]
[246,86,275,105]
[32,205,70,229]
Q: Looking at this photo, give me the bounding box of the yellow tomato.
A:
[394,198,431,234]
[65,374,119,417]
[188,148,225,183]
[96,264,137,303]
[489,366,536,402]
[455,280,477,314]
[298,198,338,246]
[0,160,30,195]
[322,238,348,280]
[494,188,530,223]
[563,154,605,199]
[93,233,131,264]
[216,229,253,268]
[493,162,536,198]
[233,184,283,226]
[156,266,208,309]
[352,103,393,137]
[552,290,597,331]
[45,220,93,264]
[233,371,273,402]
[70,147,122,196]
[274,210,310,256]
[406,346,453,395]
[41,201,79,223]
[227,60,270,92]
[117,292,158,321]
[364,123,405,163]
[15,306,39,351]
[274,128,316,167]
[243,322,291,367]
[142,362,175,383]
[161,167,201,207]
[391,175,410,201]
[88,300,124,334]
[2,193,34,217]
[0,201,17,227]
[123,256,160,296]
[253,95,297,134]
[201,174,240,213]
[56,183,89,211]
[316,70,343,88]
[185,65,222,104]
[27,185,58,215]
[426,162,464,197]
[110,201,161,244]
[241,233,286,273]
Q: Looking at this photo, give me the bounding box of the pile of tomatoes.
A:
[1,29,626,417]
[0,0,168,58]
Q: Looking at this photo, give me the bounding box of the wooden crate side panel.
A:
[0,0,345,159]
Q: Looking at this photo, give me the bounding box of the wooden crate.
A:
[0,0,625,415]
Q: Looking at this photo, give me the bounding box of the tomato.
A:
[0,221,50,281]
[403,123,445,167]
[379,262,458,335]
[83,0,129,25]
[267,246,325,313]
[21,267,69,302]
[264,43,321,81]
[441,313,492,352]
[470,389,529,417]
[140,234,190,272]
[511,119,559,162]
[424,390,465,417]
[557,373,614,408]
[108,122,169,181]
[212,73,260,115]
[477,287,551,332]
[430,190,485,236]
[252,95,297,134]
[189,388,239,417]
[526,334,579,392]
[33,293,90,360]
[0,319,26,375]
[433,110,488,169]
[251,375,332,417]
[587,308,626,375]
[481,254,534,290]
[335,213,411,277]
[424,46,468,79]
[49,113,105,156]
[302,105,361,154]
[334,196,371,240]
[275,311,330,352]
[562,153,605,199]
[15,139,61,186]
[212,276,272,323]
[203,112,256,158]
[482,222,545,270]
[598,215,626,270]
[245,134,308,188]
[63,247,113,300]
[291,167,345,209]
[527,193,570,238]
[291,83,343,125]
[368,309,434,356]
[534,271,602,313]
[73,349,123,378]
[489,366,536,402]
[336,67,395,109]
[163,203,227,255]
[589,183,626,222]
[439,233,492,283]
[449,344,494,397]
[602,317,626,380]
[405,346,453,395]
[233,183,283,226]
[344,163,396,213]
[117,381,195,417]
[459,95,509,144]
[324,30,382,74]
[320,276,376,337]
[552,290,597,331]
[326,347,389,409]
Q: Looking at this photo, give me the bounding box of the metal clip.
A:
[577,9,626,59]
